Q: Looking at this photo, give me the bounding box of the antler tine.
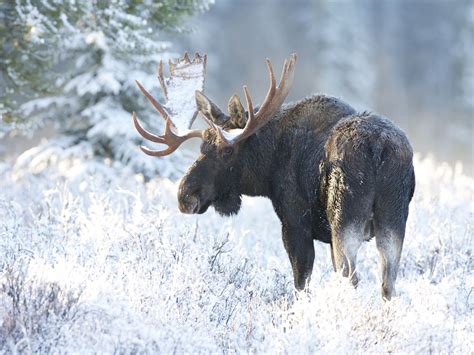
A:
[133,112,203,157]
[168,58,176,72]
[278,58,292,91]
[214,53,296,145]
[183,52,191,63]
[140,144,176,157]
[132,112,165,143]
[138,119,178,157]
[243,85,254,119]
[138,120,179,157]
[244,54,296,134]
[157,60,168,101]
[135,80,176,129]
[242,85,256,131]
[263,58,277,100]
[256,54,296,119]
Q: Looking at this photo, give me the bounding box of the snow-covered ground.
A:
[0,147,472,353]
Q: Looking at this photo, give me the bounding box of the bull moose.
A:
[132,52,415,300]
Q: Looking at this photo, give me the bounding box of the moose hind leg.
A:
[375,226,404,301]
[373,168,412,300]
[331,224,363,287]
[324,159,375,288]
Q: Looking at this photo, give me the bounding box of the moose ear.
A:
[227,95,246,128]
[195,90,229,126]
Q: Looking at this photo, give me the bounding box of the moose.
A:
[132,53,415,300]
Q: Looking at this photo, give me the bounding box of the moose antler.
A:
[133,52,207,157]
[207,53,297,146]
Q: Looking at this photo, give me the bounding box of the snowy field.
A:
[0,146,472,353]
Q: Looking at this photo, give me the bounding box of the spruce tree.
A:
[0,0,212,178]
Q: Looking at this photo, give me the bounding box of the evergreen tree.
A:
[0,0,212,178]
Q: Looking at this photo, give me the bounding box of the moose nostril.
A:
[179,194,199,214]
[178,184,201,213]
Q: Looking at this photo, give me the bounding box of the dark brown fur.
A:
[179,94,415,300]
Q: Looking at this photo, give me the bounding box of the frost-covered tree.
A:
[0,0,213,178]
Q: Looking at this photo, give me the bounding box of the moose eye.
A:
[222,146,234,157]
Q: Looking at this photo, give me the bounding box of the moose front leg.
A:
[282,224,315,291]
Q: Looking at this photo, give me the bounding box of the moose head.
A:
[133,52,296,217]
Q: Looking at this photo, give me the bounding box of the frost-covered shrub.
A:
[0,263,83,353]
[0,152,472,352]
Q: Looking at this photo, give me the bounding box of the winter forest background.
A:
[180,0,473,175]
[1,0,473,174]
[0,0,473,353]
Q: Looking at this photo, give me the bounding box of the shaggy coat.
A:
[178,94,415,300]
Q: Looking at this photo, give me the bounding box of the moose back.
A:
[132,53,415,300]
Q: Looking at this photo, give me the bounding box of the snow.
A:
[1,0,197,176]
[220,127,246,143]
[0,152,472,353]
[19,96,71,116]
[164,56,206,132]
